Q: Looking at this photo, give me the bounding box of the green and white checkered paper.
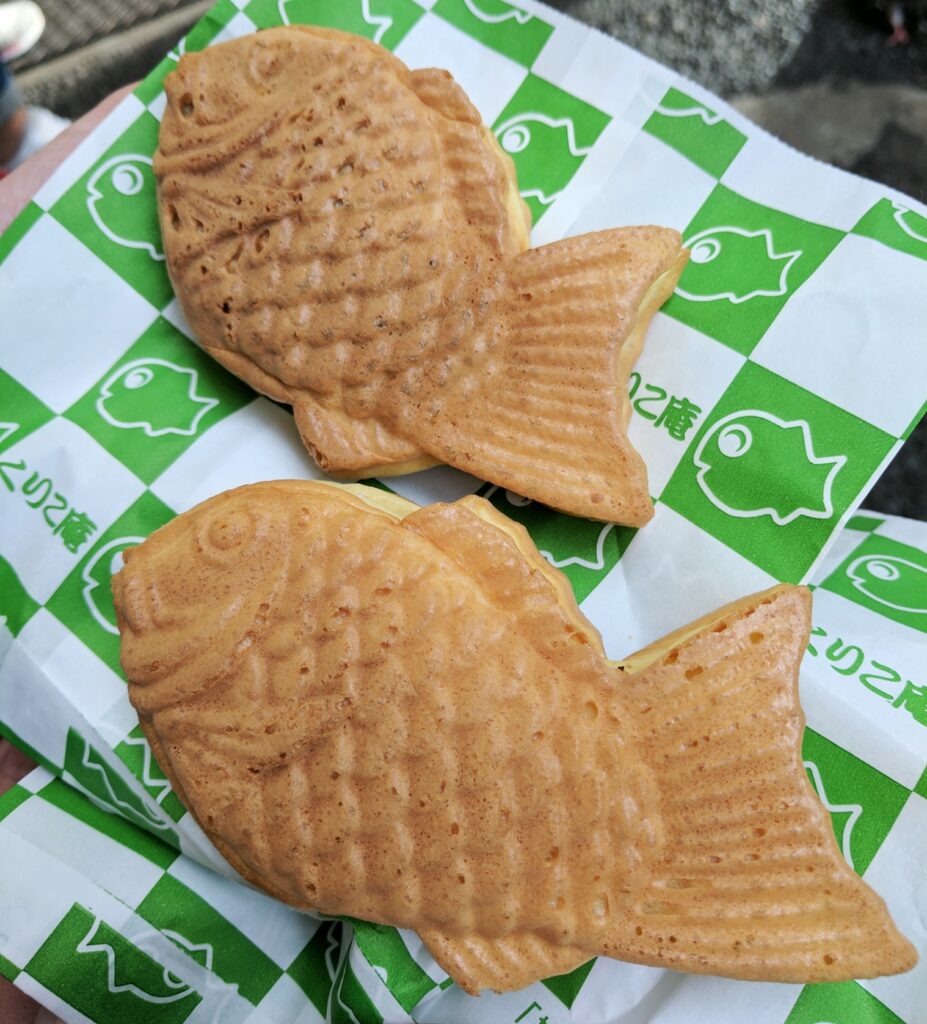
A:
[1,0,925,1021]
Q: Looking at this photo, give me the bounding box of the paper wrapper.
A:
[0,0,925,1021]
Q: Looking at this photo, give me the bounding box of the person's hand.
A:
[0,82,135,233]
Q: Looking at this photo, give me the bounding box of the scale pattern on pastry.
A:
[113,481,916,994]
[155,27,687,525]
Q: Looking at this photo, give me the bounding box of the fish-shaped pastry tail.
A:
[420,583,918,993]
[367,226,687,526]
[155,28,687,526]
[112,482,915,995]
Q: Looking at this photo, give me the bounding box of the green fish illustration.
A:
[96,358,218,437]
[494,112,589,207]
[82,536,145,634]
[891,201,927,245]
[86,154,164,261]
[676,226,800,304]
[694,410,846,526]
[846,554,927,614]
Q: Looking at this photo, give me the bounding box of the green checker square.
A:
[115,725,186,823]
[480,485,635,602]
[245,0,424,50]
[643,87,746,179]
[65,316,254,484]
[492,74,610,224]
[660,361,896,582]
[41,772,178,868]
[0,200,41,264]
[542,957,596,1009]
[0,783,31,825]
[26,903,201,1024]
[134,55,177,107]
[853,197,927,262]
[914,766,927,800]
[50,112,171,309]
[802,728,908,876]
[288,920,343,1017]
[62,727,181,850]
[785,979,903,1024]
[820,531,927,635]
[136,874,281,1005]
[433,0,554,67]
[0,555,40,637]
[46,490,176,676]
[332,947,383,1024]
[0,950,19,981]
[349,920,436,1013]
[662,184,844,356]
[0,368,54,454]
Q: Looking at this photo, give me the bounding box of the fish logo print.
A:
[462,0,532,24]
[495,112,590,207]
[677,226,801,303]
[83,537,144,635]
[803,761,862,870]
[280,0,391,42]
[891,201,927,245]
[846,555,927,614]
[86,155,164,261]
[694,411,846,525]
[96,359,218,437]
[653,100,722,126]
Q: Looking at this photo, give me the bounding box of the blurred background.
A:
[5,0,926,516]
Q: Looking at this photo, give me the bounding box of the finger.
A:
[0,738,36,795]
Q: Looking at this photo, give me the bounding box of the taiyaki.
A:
[155,27,687,526]
[113,481,915,994]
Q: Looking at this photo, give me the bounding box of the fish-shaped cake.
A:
[113,481,915,994]
[155,27,687,526]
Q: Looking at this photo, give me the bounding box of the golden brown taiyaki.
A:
[113,481,915,994]
[154,27,687,526]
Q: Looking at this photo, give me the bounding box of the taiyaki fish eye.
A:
[111,163,145,196]
[865,558,900,582]
[122,366,154,390]
[717,423,752,459]
[196,506,257,561]
[689,237,721,265]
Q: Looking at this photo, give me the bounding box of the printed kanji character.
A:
[654,395,703,440]
[0,457,25,491]
[42,492,69,528]
[54,509,97,553]
[22,471,52,508]
[893,681,927,725]
[633,383,668,420]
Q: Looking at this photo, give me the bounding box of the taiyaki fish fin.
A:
[603,584,917,982]
[417,228,687,525]
[419,928,591,996]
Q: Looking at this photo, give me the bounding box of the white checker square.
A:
[6,797,164,908]
[0,419,143,602]
[94,693,143,749]
[810,520,870,584]
[752,234,927,438]
[722,132,882,232]
[873,512,927,550]
[801,587,927,785]
[538,25,657,120]
[644,974,802,1024]
[386,465,483,506]
[18,767,54,794]
[0,217,157,412]
[147,91,167,121]
[168,855,319,969]
[207,11,257,46]
[18,610,126,730]
[162,295,193,335]
[626,314,745,498]
[257,974,326,1024]
[32,94,146,212]
[151,398,324,512]
[393,15,526,125]
[231,0,251,8]
[568,130,715,236]
[859,795,927,1023]
[580,502,777,658]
